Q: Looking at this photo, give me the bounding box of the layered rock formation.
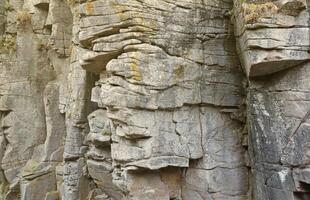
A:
[0,0,309,199]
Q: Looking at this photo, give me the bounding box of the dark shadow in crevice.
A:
[294,182,310,200]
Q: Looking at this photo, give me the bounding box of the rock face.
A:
[0,0,309,200]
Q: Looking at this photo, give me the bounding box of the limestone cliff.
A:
[0,0,309,199]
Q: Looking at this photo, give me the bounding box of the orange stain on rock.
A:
[86,2,94,15]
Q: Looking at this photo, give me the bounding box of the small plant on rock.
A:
[17,10,32,26]
[242,2,278,23]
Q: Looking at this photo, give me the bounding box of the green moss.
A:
[101,129,111,136]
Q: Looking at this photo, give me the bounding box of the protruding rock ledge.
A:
[233,0,310,77]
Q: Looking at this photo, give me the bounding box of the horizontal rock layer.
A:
[0,0,309,200]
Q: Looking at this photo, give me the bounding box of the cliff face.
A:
[0,0,309,200]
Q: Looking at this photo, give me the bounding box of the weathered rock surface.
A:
[233,0,310,77]
[0,0,309,199]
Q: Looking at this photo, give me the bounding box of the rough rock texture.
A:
[0,0,309,199]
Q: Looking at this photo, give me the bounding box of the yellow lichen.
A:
[110,1,126,21]
[0,34,16,53]
[67,0,76,7]
[110,2,158,30]
[17,10,32,26]
[242,2,278,24]
[130,62,142,81]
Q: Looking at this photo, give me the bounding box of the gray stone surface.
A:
[0,0,309,199]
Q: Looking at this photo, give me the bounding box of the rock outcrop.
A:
[0,0,309,199]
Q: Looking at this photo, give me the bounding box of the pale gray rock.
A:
[0,0,309,199]
[233,0,310,77]
[20,171,57,200]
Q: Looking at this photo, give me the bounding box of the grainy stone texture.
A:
[0,0,309,199]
